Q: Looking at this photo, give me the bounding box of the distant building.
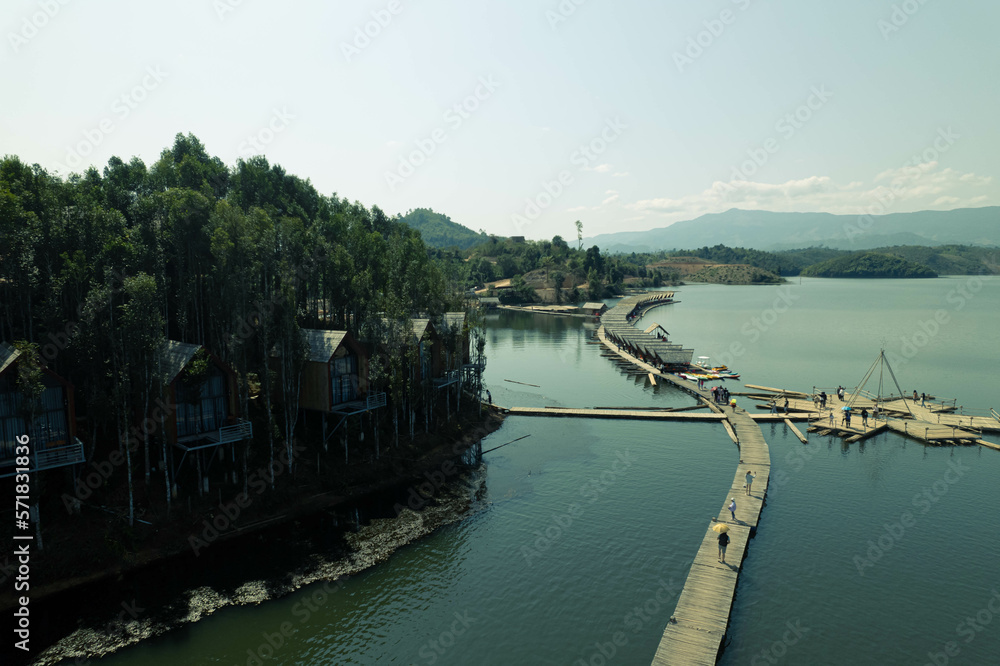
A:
[479,296,501,309]
[581,302,608,316]
[0,342,85,478]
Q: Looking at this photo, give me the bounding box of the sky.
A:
[2,0,998,240]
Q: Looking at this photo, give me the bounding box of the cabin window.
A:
[36,384,68,448]
[420,341,430,380]
[176,368,227,437]
[0,380,24,459]
[331,354,358,405]
[0,379,68,454]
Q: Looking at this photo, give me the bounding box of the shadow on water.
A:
[24,447,487,666]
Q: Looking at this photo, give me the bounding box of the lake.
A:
[44,276,1000,665]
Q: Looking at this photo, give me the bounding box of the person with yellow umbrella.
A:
[713,523,730,563]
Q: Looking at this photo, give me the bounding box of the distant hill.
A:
[801,252,937,278]
[687,264,784,285]
[586,207,1000,252]
[399,208,488,250]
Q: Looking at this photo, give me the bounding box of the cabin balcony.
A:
[175,418,253,452]
[0,437,86,478]
[329,391,387,416]
[433,369,461,389]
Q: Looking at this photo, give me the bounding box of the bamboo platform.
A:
[750,389,1000,450]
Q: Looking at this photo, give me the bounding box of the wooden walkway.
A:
[591,294,772,666]
[507,406,725,421]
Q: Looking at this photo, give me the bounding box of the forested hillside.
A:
[400,207,488,249]
[0,133,480,548]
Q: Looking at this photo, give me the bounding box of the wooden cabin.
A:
[581,302,608,317]
[411,318,444,383]
[479,296,500,310]
[439,312,470,370]
[159,340,250,452]
[0,342,84,477]
[299,329,370,412]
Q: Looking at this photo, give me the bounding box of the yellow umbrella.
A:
[712,523,729,534]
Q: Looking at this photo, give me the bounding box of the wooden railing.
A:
[218,419,253,444]
[0,438,86,477]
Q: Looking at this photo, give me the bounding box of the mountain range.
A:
[583,207,1000,252]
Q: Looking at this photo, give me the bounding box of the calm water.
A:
[49,277,1000,665]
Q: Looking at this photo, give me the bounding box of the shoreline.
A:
[0,407,506,614]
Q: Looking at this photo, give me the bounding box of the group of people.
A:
[711,385,731,404]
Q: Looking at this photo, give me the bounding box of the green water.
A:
[64,277,1000,665]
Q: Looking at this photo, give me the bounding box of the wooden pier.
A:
[588,293,773,666]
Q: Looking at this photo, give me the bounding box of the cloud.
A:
[626,165,997,223]
[602,192,620,205]
[585,163,612,173]
[612,171,630,178]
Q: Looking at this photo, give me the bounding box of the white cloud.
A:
[602,192,620,205]
[585,163,612,173]
[626,164,997,223]
[612,171,630,178]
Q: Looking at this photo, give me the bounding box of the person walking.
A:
[783,397,789,414]
[921,392,926,407]
[728,498,737,521]
[861,407,868,428]
[828,411,834,427]
[745,470,756,496]
[486,389,492,405]
[845,411,852,428]
[718,530,730,563]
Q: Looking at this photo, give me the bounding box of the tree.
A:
[575,220,583,251]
